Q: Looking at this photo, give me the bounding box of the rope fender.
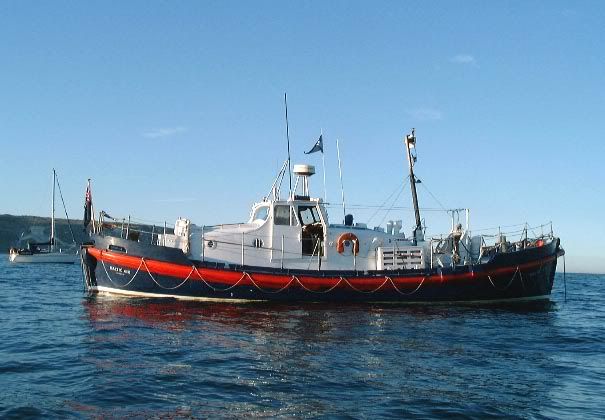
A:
[142,258,193,290]
[96,253,539,298]
[100,253,429,296]
[295,275,342,294]
[100,257,144,288]
[387,276,427,296]
[488,266,522,291]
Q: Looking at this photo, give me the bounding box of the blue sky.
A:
[1,1,603,273]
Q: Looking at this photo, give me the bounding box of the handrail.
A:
[429,221,553,242]
[427,220,556,269]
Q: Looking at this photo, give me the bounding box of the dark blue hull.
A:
[81,235,562,303]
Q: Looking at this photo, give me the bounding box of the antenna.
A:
[284,93,292,199]
[336,138,346,224]
[321,128,327,202]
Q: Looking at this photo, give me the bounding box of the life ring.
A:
[336,233,360,255]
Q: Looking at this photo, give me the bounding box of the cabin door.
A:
[271,204,301,261]
[297,205,325,257]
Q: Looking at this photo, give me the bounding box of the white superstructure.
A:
[99,129,553,274]
[159,157,442,272]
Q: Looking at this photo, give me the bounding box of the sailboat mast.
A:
[51,169,56,252]
[404,129,422,242]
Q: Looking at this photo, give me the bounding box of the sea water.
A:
[0,259,603,418]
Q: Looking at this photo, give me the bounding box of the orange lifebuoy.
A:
[336,233,360,255]
[536,239,544,247]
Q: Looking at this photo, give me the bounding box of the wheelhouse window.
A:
[274,205,289,225]
[298,205,321,226]
[252,206,269,222]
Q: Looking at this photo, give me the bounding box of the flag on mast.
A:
[83,180,92,228]
[304,135,323,154]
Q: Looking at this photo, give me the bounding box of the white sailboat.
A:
[9,169,78,264]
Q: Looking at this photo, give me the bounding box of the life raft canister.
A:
[336,233,360,255]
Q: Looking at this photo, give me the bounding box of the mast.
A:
[284,93,293,199]
[404,129,422,243]
[51,169,56,252]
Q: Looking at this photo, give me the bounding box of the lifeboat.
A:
[80,130,564,303]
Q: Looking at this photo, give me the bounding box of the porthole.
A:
[206,240,216,249]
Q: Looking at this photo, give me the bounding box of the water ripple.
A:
[1,261,604,418]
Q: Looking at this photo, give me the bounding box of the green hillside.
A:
[0,214,89,253]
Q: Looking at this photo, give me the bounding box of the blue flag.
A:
[304,135,323,154]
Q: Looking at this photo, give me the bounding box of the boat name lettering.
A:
[109,265,131,275]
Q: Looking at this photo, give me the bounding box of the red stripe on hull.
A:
[87,247,557,291]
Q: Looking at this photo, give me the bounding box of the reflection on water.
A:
[2,263,603,418]
[78,295,566,418]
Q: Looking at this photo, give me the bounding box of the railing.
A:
[95,212,176,245]
[429,221,555,269]
[95,211,557,273]
[305,236,324,271]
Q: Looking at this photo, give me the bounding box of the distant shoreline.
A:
[0,214,87,253]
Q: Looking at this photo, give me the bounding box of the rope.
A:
[367,182,405,225]
[487,266,519,291]
[55,173,77,245]
[472,222,553,235]
[519,266,527,291]
[340,276,390,294]
[388,276,427,296]
[80,252,91,292]
[325,204,448,211]
[294,275,342,294]
[141,259,193,290]
[245,272,296,294]
[192,265,248,292]
[92,246,549,300]
[100,257,144,288]
[563,253,567,302]
[418,180,449,215]
[377,184,407,228]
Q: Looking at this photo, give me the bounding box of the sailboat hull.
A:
[7,169,78,264]
[10,251,78,264]
[81,235,562,304]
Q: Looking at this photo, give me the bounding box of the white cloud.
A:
[143,126,187,138]
[406,107,443,121]
[450,54,477,65]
